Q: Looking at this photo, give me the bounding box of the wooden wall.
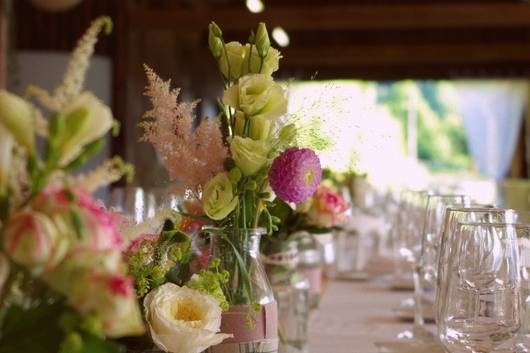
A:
[0,0,5,89]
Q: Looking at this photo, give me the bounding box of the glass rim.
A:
[445,206,514,213]
[202,226,267,233]
[456,221,530,228]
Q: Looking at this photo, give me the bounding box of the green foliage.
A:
[376,81,471,172]
[0,301,123,353]
[126,219,193,298]
[186,258,230,311]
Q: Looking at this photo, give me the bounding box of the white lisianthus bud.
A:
[255,23,270,58]
[55,91,113,166]
[0,90,35,152]
[242,45,280,77]
[249,115,271,141]
[218,42,247,81]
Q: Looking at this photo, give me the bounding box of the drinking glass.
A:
[108,186,156,224]
[515,224,530,353]
[400,194,469,342]
[438,222,520,353]
[436,208,517,321]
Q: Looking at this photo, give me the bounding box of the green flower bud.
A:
[249,115,271,141]
[248,30,256,44]
[62,332,83,353]
[234,111,246,136]
[279,123,297,145]
[229,167,242,184]
[209,35,223,59]
[209,22,223,38]
[255,23,270,58]
[245,180,257,190]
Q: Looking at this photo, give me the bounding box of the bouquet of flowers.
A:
[0,17,144,353]
[140,21,322,353]
[262,182,351,254]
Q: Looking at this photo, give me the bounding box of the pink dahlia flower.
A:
[269,147,322,204]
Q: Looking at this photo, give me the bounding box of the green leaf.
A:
[69,208,85,240]
[0,301,65,353]
[64,138,105,172]
[69,333,124,353]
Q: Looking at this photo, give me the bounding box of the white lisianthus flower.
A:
[144,283,232,353]
[55,91,113,166]
[223,74,287,121]
[230,136,270,176]
[242,45,281,77]
[218,41,247,81]
[202,173,238,220]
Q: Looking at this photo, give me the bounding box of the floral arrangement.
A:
[122,217,232,353]
[140,20,321,298]
[0,17,144,353]
[263,182,350,254]
[139,21,322,353]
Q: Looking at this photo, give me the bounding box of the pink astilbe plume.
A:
[140,66,227,195]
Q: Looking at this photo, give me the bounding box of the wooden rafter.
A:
[128,3,530,31]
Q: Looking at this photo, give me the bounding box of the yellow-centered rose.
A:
[223,74,287,121]
[202,173,239,220]
[230,136,270,176]
[144,283,231,353]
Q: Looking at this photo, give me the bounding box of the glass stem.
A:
[413,264,425,328]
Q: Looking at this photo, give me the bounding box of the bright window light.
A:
[246,0,264,13]
[272,27,290,47]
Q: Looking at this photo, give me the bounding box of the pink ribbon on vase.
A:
[219,302,278,344]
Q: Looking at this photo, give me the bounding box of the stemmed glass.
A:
[438,222,520,353]
[108,186,157,224]
[436,207,516,321]
[399,194,469,343]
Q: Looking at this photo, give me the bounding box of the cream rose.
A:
[230,136,270,176]
[202,173,238,220]
[55,91,113,165]
[223,74,287,121]
[144,283,232,353]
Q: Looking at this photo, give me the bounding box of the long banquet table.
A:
[308,273,433,352]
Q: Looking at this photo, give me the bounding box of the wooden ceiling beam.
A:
[128,3,530,31]
[280,43,530,67]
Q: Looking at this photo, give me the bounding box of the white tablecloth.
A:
[308,279,431,353]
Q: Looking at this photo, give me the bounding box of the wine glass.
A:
[108,186,156,224]
[436,208,517,321]
[438,222,520,353]
[514,224,530,353]
[399,194,469,343]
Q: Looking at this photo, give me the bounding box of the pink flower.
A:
[308,185,350,228]
[3,209,70,269]
[33,186,124,252]
[106,274,135,297]
[269,147,322,204]
[125,234,159,255]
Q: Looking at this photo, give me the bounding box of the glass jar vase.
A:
[204,227,279,353]
[263,241,310,353]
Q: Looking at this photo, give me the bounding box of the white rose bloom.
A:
[144,283,232,353]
